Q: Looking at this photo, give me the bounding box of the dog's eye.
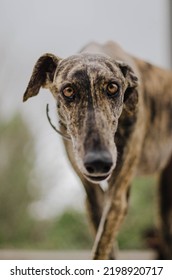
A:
[62,86,75,99]
[107,82,119,96]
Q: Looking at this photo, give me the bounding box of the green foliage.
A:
[46,210,92,250]
[0,114,48,248]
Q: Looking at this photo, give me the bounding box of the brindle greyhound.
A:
[23,41,172,260]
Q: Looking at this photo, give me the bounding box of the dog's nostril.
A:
[84,151,113,174]
[85,165,95,174]
[102,162,112,173]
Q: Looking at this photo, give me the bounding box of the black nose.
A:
[84,151,113,175]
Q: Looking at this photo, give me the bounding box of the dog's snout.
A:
[84,151,113,175]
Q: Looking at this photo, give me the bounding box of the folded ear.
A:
[23,53,61,102]
[116,61,139,113]
[116,60,138,88]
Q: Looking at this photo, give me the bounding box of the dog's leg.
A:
[81,177,116,259]
[82,178,104,234]
[158,155,172,259]
[92,182,131,259]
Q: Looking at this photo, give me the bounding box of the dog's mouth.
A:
[84,174,110,182]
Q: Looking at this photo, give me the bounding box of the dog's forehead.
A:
[56,53,120,81]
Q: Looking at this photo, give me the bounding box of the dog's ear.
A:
[117,61,139,113]
[116,61,138,88]
[23,53,61,102]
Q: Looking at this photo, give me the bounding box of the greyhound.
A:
[23,41,172,260]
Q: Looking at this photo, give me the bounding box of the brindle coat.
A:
[23,41,172,259]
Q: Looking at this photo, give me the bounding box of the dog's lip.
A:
[84,174,110,182]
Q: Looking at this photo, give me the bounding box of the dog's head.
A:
[23,53,138,183]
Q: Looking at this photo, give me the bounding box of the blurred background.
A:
[0,0,171,252]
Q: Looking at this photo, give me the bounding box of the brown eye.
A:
[63,86,75,98]
[107,82,119,96]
